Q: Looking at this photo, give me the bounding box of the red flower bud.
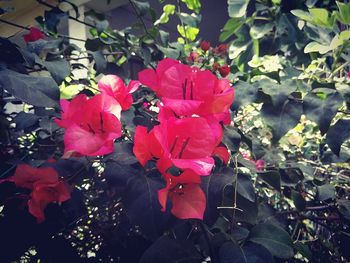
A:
[200,40,211,51]
[217,44,228,54]
[212,62,220,71]
[186,51,199,63]
[218,64,230,77]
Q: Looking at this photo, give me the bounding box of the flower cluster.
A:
[55,76,140,157]
[135,58,234,219]
[187,41,231,77]
[1,164,71,223]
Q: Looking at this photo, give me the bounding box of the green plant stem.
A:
[328,61,350,80]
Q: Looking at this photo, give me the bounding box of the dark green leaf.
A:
[303,91,343,135]
[258,170,281,191]
[338,199,350,220]
[291,190,306,211]
[326,119,350,156]
[222,126,241,153]
[249,223,294,258]
[261,98,302,142]
[140,235,202,263]
[13,112,40,130]
[237,174,255,202]
[42,59,71,84]
[202,167,236,225]
[231,81,258,111]
[317,184,335,201]
[124,174,169,239]
[131,0,150,16]
[0,69,59,108]
[219,242,275,263]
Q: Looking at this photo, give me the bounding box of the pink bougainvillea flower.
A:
[133,117,219,175]
[138,58,234,122]
[98,75,140,111]
[212,144,230,164]
[0,164,71,223]
[23,27,45,43]
[55,93,122,156]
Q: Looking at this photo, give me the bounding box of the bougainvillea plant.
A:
[0,0,350,262]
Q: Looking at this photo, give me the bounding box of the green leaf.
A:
[222,126,241,153]
[140,236,202,263]
[261,98,303,142]
[249,223,294,258]
[250,23,274,40]
[154,4,175,25]
[131,0,150,16]
[0,69,59,108]
[219,242,275,263]
[219,17,244,42]
[291,190,306,211]
[181,0,201,14]
[258,170,281,191]
[291,9,314,23]
[178,12,200,27]
[309,8,334,28]
[41,59,71,84]
[303,91,343,135]
[326,119,350,156]
[317,184,336,201]
[336,1,350,24]
[177,25,199,41]
[338,199,350,220]
[228,0,250,18]
[237,174,255,202]
[231,81,258,111]
[14,112,40,130]
[202,167,236,224]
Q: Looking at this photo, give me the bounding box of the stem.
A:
[230,155,239,233]
[0,18,86,42]
[127,0,154,40]
[328,61,350,80]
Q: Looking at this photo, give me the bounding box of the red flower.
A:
[186,51,200,63]
[138,58,234,122]
[98,75,140,111]
[158,180,206,219]
[212,62,220,71]
[200,40,211,51]
[133,117,219,175]
[23,27,44,43]
[55,93,122,156]
[1,164,71,223]
[158,168,206,219]
[219,64,230,77]
[347,71,350,78]
[29,180,70,223]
